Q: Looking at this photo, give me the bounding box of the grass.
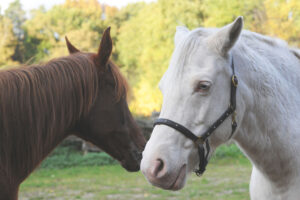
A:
[19,144,252,200]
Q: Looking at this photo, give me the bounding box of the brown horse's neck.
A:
[0,132,68,200]
[0,54,98,198]
[0,183,19,200]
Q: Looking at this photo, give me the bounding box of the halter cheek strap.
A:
[153,57,238,176]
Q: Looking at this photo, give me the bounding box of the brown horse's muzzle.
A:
[121,123,146,171]
[120,148,143,172]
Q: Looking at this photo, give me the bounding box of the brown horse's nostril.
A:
[149,158,165,178]
[136,151,143,163]
[131,149,143,162]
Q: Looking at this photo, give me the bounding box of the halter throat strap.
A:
[153,57,238,176]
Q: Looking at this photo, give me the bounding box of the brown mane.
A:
[0,53,100,181]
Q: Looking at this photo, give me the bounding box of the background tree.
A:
[117,0,205,115]
[264,0,300,45]
[4,0,26,62]
[23,1,105,62]
[201,0,266,33]
[0,15,18,67]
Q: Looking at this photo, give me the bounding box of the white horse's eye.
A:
[195,81,211,93]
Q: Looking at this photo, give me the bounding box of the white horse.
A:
[141,16,300,200]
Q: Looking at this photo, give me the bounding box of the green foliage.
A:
[40,141,117,169]
[4,0,26,63]
[213,144,246,160]
[202,0,264,28]
[4,0,26,38]
[117,0,204,115]
[264,0,300,45]
[23,2,107,62]
[40,151,117,169]
[0,15,18,67]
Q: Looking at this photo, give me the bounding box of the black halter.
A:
[153,57,238,176]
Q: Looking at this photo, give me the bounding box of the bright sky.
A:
[0,0,156,12]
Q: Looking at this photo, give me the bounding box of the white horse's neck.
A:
[232,33,300,194]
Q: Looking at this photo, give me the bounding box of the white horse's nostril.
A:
[149,158,166,178]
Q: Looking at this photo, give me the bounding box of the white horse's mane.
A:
[180,26,300,61]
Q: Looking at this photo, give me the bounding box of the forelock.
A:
[167,29,208,79]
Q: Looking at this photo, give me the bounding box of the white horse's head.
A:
[141,17,245,190]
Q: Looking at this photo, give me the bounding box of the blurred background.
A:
[0,0,299,199]
[1,0,299,116]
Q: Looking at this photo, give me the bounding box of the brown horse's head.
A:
[66,28,146,172]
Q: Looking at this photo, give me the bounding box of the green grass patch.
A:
[211,144,249,165]
[40,152,117,169]
[214,144,244,159]
[20,158,251,200]
[39,141,117,169]
[20,142,252,199]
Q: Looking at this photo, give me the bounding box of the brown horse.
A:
[0,27,146,200]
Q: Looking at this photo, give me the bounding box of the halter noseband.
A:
[153,57,238,176]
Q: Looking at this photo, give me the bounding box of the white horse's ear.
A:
[209,16,243,56]
[174,26,189,46]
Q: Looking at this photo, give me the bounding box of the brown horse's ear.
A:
[65,36,80,54]
[96,27,112,67]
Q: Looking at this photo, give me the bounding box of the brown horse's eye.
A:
[195,81,211,93]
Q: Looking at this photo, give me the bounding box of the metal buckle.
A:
[195,137,204,145]
[232,75,238,87]
[232,111,237,124]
